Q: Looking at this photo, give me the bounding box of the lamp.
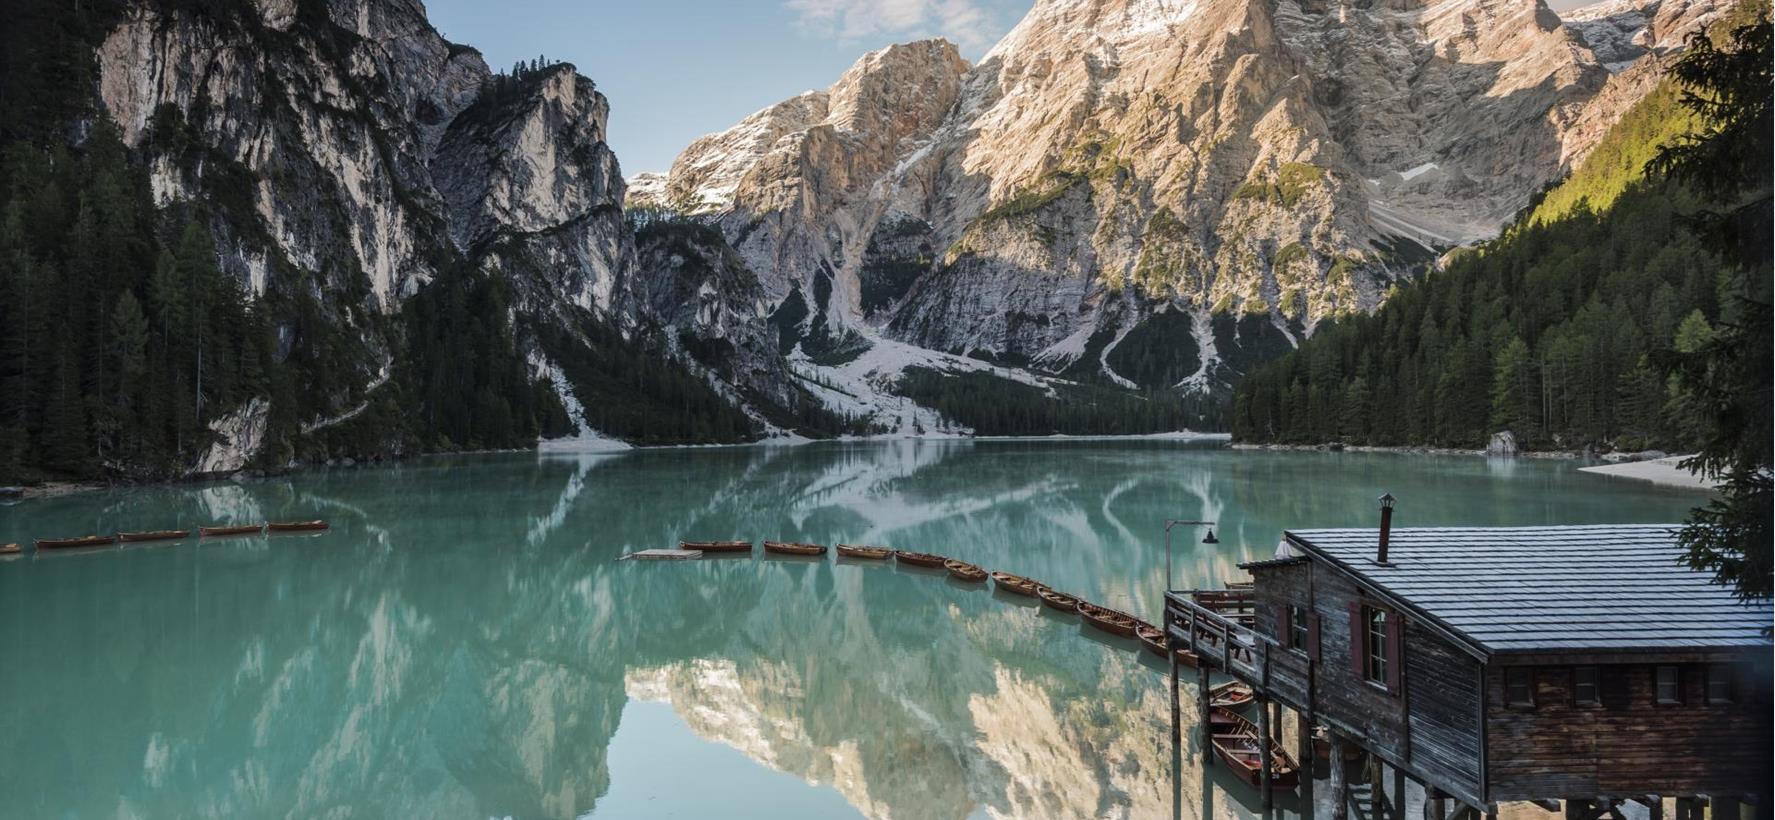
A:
[1163,518,1219,592]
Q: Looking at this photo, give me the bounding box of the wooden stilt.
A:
[1169,646,1181,743]
[1426,788,1445,820]
[1329,733,1348,820]
[1392,764,1405,820]
[1369,757,1384,820]
[1295,711,1312,781]
[1271,700,1284,741]
[1257,693,1273,808]
[1197,663,1213,767]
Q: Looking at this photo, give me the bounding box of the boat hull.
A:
[835,544,892,559]
[267,521,328,533]
[1037,587,1079,612]
[893,550,947,568]
[35,536,115,550]
[944,559,987,582]
[990,572,1039,596]
[1209,681,1256,709]
[1210,708,1301,788]
[200,525,263,537]
[1077,603,1138,638]
[763,541,828,556]
[119,530,190,543]
[682,540,751,553]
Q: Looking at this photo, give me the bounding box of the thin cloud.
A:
[784,0,1011,54]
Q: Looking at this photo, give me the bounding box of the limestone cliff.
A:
[663,0,1723,408]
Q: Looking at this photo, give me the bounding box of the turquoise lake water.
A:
[0,441,1704,818]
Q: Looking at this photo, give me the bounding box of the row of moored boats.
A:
[2,520,330,555]
[682,537,1298,790]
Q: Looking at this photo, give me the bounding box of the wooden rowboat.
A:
[682,539,752,553]
[267,521,328,533]
[944,559,987,583]
[200,524,263,537]
[1210,680,1255,709]
[0,543,20,555]
[836,544,893,559]
[119,530,190,543]
[35,535,115,550]
[1210,707,1300,788]
[894,550,948,568]
[989,571,1040,596]
[1077,602,1138,638]
[1136,622,1173,657]
[763,541,828,556]
[1036,586,1079,612]
[1134,623,1201,667]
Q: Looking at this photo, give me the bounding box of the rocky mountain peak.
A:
[826,39,968,139]
[658,0,1727,421]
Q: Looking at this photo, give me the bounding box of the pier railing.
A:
[1164,590,1269,681]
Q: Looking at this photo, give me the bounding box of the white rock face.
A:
[90,0,646,452]
[665,0,1720,391]
[195,398,271,474]
[1563,0,1729,70]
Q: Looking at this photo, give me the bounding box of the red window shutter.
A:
[1385,611,1404,695]
[1278,605,1292,647]
[1307,612,1321,662]
[1349,602,1366,678]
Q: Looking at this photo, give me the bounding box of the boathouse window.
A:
[1350,602,1400,694]
[1572,666,1599,706]
[1706,664,1734,704]
[1505,667,1534,707]
[1287,605,1307,651]
[1364,607,1388,684]
[1655,665,1682,705]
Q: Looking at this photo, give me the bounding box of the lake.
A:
[0,441,1704,818]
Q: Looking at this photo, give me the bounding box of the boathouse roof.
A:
[1280,524,1772,656]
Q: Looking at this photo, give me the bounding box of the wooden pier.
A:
[1165,521,1772,819]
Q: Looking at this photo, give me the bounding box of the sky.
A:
[426,0,1034,175]
[427,0,1600,176]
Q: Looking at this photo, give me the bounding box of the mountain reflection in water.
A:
[0,440,1697,818]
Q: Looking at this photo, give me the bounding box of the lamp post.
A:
[1163,518,1219,593]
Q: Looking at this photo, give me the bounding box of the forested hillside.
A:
[1230,5,1771,455]
[0,0,790,485]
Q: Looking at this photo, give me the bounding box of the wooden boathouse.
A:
[1165,513,1772,819]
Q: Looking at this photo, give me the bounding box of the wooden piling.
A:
[1197,663,1212,767]
[1329,732,1349,820]
[1257,692,1273,807]
[1169,643,1181,742]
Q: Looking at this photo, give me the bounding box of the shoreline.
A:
[1230,442,1717,492]
[5,430,1235,500]
[1227,442,1584,459]
[10,433,1710,502]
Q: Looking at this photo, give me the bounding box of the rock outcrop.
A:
[87,0,811,458]
[663,0,1723,407]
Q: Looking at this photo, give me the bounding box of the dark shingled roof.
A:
[1283,524,1772,655]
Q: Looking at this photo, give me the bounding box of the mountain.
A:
[0,0,851,483]
[660,0,1727,424]
[0,0,1733,483]
[1227,1,1769,452]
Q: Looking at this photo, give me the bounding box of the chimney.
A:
[1377,493,1396,564]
